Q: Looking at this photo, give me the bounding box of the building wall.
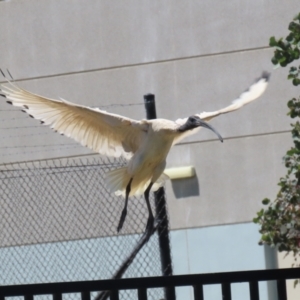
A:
[0,0,297,224]
[0,0,299,298]
[171,223,278,300]
[277,252,300,299]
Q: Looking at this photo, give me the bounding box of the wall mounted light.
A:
[164,166,195,180]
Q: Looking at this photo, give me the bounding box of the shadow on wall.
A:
[264,245,279,300]
[170,171,200,199]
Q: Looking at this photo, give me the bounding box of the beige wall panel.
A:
[166,132,292,229]
[0,48,294,164]
[0,0,298,79]
[277,252,300,300]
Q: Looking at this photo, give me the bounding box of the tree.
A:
[253,12,300,281]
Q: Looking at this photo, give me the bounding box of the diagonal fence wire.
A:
[0,156,172,300]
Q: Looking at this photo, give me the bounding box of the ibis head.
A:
[178,115,223,142]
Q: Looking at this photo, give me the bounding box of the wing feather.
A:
[199,71,270,121]
[174,72,270,144]
[0,82,147,159]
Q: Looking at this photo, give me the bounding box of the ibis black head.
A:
[178,115,223,142]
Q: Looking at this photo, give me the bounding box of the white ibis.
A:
[0,71,269,234]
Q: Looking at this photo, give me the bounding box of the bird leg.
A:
[117,178,133,232]
[144,181,154,233]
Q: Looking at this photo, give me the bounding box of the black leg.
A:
[144,182,154,233]
[117,178,133,232]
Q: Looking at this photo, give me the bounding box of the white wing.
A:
[174,72,270,144]
[0,81,148,159]
[199,72,270,121]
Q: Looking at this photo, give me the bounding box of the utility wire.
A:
[0,102,143,113]
[0,145,83,157]
[0,143,77,149]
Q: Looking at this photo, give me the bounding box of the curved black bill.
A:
[198,119,223,142]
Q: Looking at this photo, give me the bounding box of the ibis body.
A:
[0,71,270,233]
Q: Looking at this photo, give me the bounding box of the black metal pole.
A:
[144,94,157,119]
[95,224,158,300]
[144,94,176,300]
[95,95,174,300]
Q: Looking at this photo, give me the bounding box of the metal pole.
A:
[144,94,176,300]
[144,94,157,119]
[95,225,158,300]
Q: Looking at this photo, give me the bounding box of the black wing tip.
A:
[6,69,14,80]
[0,68,14,81]
[261,71,271,82]
[0,68,5,78]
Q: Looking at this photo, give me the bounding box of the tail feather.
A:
[105,167,169,197]
[105,167,128,194]
[152,173,169,191]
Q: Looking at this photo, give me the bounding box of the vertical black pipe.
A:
[221,283,232,300]
[137,288,148,300]
[249,281,259,300]
[110,290,119,300]
[144,94,157,119]
[24,295,34,300]
[193,285,204,300]
[81,291,91,300]
[144,94,176,300]
[277,279,287,300]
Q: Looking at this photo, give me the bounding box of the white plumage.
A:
[0,71,270,233]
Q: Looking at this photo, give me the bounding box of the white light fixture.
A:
[164,166,195,180]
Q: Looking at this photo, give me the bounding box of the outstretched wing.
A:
[174,72,270,144]
[198,71,270,121]
[0,81,147,159]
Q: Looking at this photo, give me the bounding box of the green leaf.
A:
[287,149,296,156]
[292,78,300,86]
[253,217,259,223]
[280,61,288,67]
[294,13,300,22]
[262,198,271,205]
[271,57,278,65]
[278,56,287,63]
[269,36,278,47]
[289,21,300,33]
[290,66,298,71]
[274,51,283,60]
[257,209,264,217]
[286,33,294,42]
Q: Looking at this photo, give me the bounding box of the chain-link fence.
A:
[0,156,172,300]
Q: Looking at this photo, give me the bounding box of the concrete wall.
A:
[0,0,296,79]
[171,223,278,300]
[0,0,298,227]
[0,0,299,297]
[277,252,300,299]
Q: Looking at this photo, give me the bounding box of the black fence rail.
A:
[0,268,298,300]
